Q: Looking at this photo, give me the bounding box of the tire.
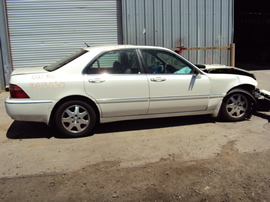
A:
[221,90,252,122]
[54,100,96,138]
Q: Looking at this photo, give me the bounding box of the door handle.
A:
[88,78,106,83]
[150,77,166,82]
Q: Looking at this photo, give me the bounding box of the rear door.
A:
[84,49,149,117]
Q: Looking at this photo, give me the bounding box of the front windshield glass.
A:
[44,49,87,71]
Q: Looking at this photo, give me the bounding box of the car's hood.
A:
[202,64,247,71]
[196,64,256,80]
[11,66,47,76]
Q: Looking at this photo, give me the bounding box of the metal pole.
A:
[0,0,12,91]
[230,43,235,67]
[0,40,5,92]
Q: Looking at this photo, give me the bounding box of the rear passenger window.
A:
[86,50,140,74]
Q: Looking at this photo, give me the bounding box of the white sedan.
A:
[5,45,262,137]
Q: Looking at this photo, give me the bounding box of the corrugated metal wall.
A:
[4,0,233,72]
[6,0,123,69]
[122,0,234,65]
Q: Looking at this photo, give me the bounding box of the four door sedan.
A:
[5,45,259,137]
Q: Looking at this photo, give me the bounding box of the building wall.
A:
[122,0,234,65]
[5,0,123,69]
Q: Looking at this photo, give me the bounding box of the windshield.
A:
[44,49,87,71]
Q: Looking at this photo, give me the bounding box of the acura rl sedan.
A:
[5,45,264,137]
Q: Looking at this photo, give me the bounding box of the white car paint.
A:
[84,73,149,117]
[5,45,258,137]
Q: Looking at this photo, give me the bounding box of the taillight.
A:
[10,84,30,98]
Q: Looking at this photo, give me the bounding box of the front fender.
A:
[212,88,257,118]
[227,88,256,105]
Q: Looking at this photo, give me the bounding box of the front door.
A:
[140,49,210,114]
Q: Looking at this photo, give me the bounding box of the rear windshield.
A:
[44,49,87,71]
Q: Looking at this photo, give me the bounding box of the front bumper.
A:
[256,89,270,111]
[5,97,54,124]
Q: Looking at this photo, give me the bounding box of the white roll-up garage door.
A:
[6,0,123,69]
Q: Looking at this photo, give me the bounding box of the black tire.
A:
[54,100,96,138]
[221,90,252,122]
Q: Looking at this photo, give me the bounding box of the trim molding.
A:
[97,94,223,104]
[5,100,52,104]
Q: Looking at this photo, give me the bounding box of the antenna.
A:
[84,42,90,47]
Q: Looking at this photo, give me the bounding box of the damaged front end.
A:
[255,89,270,111]
[196,64,270,112]
[196,64,256,80]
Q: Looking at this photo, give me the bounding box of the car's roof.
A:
[83,45,169,52]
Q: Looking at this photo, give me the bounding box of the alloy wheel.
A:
[225,94,248,118]
[61,104,90,133]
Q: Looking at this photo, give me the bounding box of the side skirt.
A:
[100,110,214,123]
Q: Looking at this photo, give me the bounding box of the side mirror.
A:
[193,69,201,78]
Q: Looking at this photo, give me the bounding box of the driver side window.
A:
[140,49,193,74]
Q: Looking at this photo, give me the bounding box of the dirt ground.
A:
[1,140,270,201]
[1,70,270,201]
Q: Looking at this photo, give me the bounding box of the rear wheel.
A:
[221,90,252,121]
[55,100,96,138]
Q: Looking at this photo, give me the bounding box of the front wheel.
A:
[220,91,252,122]
[54,100,96,138]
